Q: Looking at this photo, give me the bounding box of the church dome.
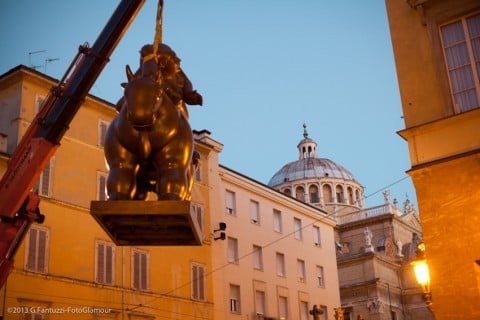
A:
[268,124,358,186]
[268,124,364,210]
[268,157,356,186]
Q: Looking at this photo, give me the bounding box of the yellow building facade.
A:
[0,65,343,319]
[385,0,480,318]
[0,66,215,320]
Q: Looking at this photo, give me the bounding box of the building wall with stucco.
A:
[0,66,215,320]
[211,165,340,319]
[385,0,480,318]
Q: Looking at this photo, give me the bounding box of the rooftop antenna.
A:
[28,50,46,70]
[44,57,60,74]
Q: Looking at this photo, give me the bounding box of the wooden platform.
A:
[90,200,202,246]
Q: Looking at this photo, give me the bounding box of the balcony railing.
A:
[337,203,404,224]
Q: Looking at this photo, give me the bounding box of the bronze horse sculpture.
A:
[104,43,202,201]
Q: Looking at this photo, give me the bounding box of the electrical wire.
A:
[129,174,413,312]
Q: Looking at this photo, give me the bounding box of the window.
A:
[320,306,328,320]
[276,252,286,277]
[98,119,109,148]
[316,265,325,288]
[273,209,282,233]
[0,133,7,153]
[278,296,288,320]
[295,186,305,202]
[309,185,319,203]
[294,218,303,241]
[24,313,44,320]
[225,190,236,215]
[344,310,353,320]
[336,185,344,203]
[391,311,397,320]
[355,189,362,207]
[255,290,266,316]
[297,259,306,283]
[132,249,149,291]
[230,284,241,313]
[250,200,260,224]
[322,184,332,203]
[191,263,206,301]
[191,203,204,233]
[34,94,45,113]
[97,171,107,201]
[194,162,202,182]
[300,301,309,320]
[34,157,54,197]
[252,245,263,270]
[347,186,354,205]
[440,13,480,113]
[313,226,321,247]
[95,240,115,285]
[25,225,49,273]
[227,237,239,264]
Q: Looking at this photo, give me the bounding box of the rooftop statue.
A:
[104,43,202,201]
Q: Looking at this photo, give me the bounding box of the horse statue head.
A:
[123,65,164,130]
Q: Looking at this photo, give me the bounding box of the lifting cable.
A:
[152,0,164,63]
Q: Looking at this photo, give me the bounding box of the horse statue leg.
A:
[104,122,139,200]
[153,119,194,201]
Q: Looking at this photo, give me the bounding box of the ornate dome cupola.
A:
[268,124,365,214]
[298,124,317,159]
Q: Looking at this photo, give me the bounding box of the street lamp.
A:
[411,242,432,307]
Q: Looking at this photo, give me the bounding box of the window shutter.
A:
[133,251,140,289]
[273,210,282,232]
[313,226,321,246]
[99,121,108,147]
[192,264,199,300]
[294,218,302,240]
[40,161,51,196]
[191,264,205,301]
[98,175,107,201]
[105,245,113,284]
[141,252,147,290]
[225,190,235,214]
[96,243,105,283]
[255,291,265,315]
[37,230,47,272]
[26,228,38,271]
[198,265,205,300]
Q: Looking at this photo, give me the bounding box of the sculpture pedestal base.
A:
[90,200,202,246]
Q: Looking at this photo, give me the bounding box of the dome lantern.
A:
[298,123,317,160]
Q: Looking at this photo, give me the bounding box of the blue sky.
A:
[0,1,417,208]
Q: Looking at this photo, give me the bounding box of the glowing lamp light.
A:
[411,242,432,307]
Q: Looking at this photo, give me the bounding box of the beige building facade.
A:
[211,164,340,320]
[385,0,480,318]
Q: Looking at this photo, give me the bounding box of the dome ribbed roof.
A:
[268,124,358,187]
[268,157,356,187]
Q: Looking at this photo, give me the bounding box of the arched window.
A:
[283,188,292,196]
[347,186,354,205]
[309,185,319,203]
[336,185,344,203]
[355,189,362,207]
[295,186,305,202]
[322,184,332,203]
